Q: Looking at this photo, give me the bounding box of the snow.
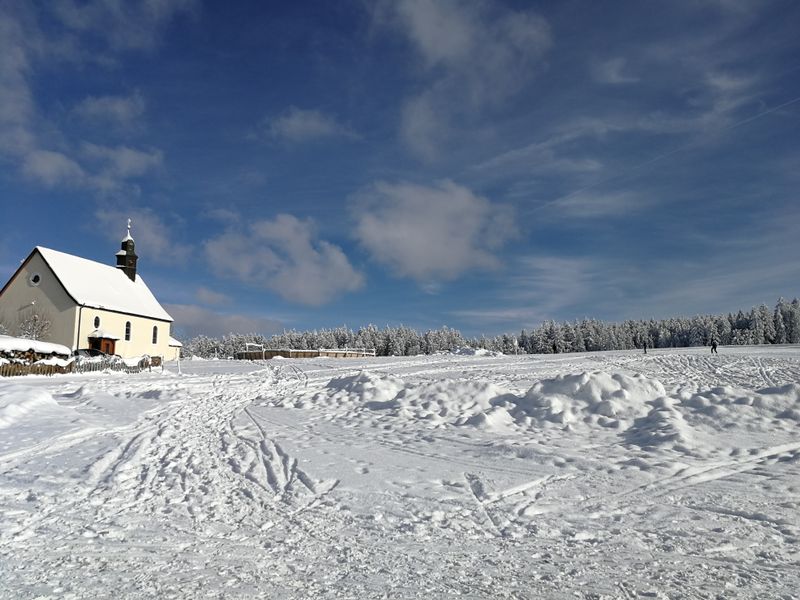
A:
[87,328,120,340]
[450,345,503,356]
[0,334,71,356]
[33,357,74,367]
[1,346,799,598]
[36,246,173,322]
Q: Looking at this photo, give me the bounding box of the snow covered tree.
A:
[758,304,776,344]
[774,302,787,344]
[788,299,800,344]
[17,309,52,341]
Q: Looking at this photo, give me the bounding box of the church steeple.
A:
[115,218,138,282]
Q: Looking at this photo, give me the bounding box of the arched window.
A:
[125,322,131,341]
[94,316,100,328]
[152,325,158,344]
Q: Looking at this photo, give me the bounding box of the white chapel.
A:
[0,223,180,360]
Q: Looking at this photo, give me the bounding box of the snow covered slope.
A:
[1,346,799,598]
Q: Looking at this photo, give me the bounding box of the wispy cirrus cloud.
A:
[451,256,604,329]
[373,0,551,160]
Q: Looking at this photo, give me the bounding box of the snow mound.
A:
[303,372,518,430]
[449,346,503,357]
[624,397,694,453]
[0,385,72,429]
[308,371,406,408]
[679,383,800,429]
[515,371,667,428]
[377,380,516,428]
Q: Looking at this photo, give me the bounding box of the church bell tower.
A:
[116,218,138,282]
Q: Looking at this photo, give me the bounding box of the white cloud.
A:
[262,107,358,143]
[0,4,183,192]
[21,149,86,187]
[399,92,448,162]
[53,0,198,52]
[73,91,145,126]
[0,6,39,158]
[195,286,231,306]
[203,207,241,225]
[95,208,190,265]
[353,180,517,284]
[592,58,639,84]
[166,304,283,339]
[204,214,364,306]
[81,142,163,178]
[550,191,650,219]
[375,0,551,159]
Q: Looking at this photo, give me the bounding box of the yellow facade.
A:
[76,308,172,359]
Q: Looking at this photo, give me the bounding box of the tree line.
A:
[182,297,800,359]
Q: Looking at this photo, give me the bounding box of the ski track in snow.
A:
[0,347,799,598]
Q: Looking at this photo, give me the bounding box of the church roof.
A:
[35,246,173,322]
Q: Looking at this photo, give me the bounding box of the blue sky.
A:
[1,0,799,339]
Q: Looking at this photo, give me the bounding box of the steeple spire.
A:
[115,218,138,281]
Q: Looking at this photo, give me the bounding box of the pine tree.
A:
[774,306,787,344]
[788,299,800,344]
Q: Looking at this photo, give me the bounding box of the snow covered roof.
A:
[35,247,173,322]
[88,329,121,340]
[168,336,183,347]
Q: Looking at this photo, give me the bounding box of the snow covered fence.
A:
[235,347,377,360]
[0,334,162,378]
[0,357,155,378]
[0,362,72,377]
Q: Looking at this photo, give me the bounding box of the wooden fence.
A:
[0,355,159,378]
[234,348,377,361]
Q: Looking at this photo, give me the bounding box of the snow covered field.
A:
[1,346,799,599]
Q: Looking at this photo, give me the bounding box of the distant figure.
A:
[711,340,718,354]
[643,341,647,354]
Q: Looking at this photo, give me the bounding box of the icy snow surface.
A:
[1,346,799,598]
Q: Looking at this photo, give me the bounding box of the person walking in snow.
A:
[711,340,718,354]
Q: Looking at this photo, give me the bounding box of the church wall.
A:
[0,252,79,348]
[77,308,172,359]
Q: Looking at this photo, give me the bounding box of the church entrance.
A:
[88,336,117,356]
